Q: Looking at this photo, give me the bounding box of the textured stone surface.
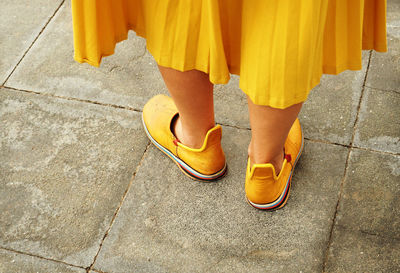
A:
[326,227,400,273]
[214,75,250,129]
[326,150,400,272]
[335,149,400,239]
[5,1,166,109]
[94,127,347,273]
[299,52,369,145]
[0,248,85,273]
[365,0,400,92]
[0,0,63,84]
[0,87,148,267]
[354,87,400,153]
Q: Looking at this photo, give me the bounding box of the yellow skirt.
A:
[72,0,387,108]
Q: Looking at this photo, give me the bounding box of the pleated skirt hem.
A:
[72,0,387,109]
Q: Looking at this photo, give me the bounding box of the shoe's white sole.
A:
[142,114,227,181]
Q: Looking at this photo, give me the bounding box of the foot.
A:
[142,94,227,181]
[245,118,303,210]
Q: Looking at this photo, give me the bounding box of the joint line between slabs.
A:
[5,87,396,156]
[1,0,66,87]
[350,50,372,147]
[351,145,400,156]
[213,122,399,156]
[0,245,86,270]
[87,141,151,271]
[3,86,143,113]
[321,50,372,272]
[321,147,353,272]
[304,138,400,156]
[209,120,399,156]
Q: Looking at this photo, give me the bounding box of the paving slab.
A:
[354,87,400,153]
[5,1,164,109]
[0,0,63,84]
[325,149,400,272]
[325,227,400,273]
[93,126,347,273]
[365,0,400,93]
[0,87,148,267]
[334,149,400,239]
[214,75,250,129]
[0,248,85,273]
[299,53,369,145]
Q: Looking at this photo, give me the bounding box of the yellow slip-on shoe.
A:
[245,118,304,210]
[142,94,227,181]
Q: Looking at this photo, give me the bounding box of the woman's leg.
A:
[247,97,303,174]
[158,65,215,149]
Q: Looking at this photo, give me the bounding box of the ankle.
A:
[172,117,209,149]
[248,147,284,175]
[178,131,205,149]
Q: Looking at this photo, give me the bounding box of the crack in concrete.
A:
[217,122,251,131]
[108,66,119,73]
[86,141,151,272]
[1,0,66,87]
[364,85,400,95]
[358,229,400,241]
[130,43,147,62]
[204,257,224,272]
[89,268,110,273]
[108,43,146,73]
[0,245,86,271]
[334,224,400,241]
[321,50,373,273]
